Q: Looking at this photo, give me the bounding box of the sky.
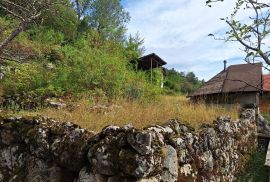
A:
[122,0,253,80]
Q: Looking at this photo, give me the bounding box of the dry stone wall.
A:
[0,109,257,182]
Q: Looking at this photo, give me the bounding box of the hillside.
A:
[0,0,202,103]
[1,1,269,182]
[0,0,217,130]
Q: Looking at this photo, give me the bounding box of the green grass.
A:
[261,113,270,124]
[238,150,268,182]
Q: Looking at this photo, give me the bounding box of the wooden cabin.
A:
[137,53,167,88]
[188,63,263,107]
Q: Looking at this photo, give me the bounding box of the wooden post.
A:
[256,93,260,124]
[161,70,164,88]
[265,141,270,180]
[151,58,153,84]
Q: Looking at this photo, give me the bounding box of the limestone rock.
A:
[0,172,3,182]
[201,151,214,172]
[179,164,193,176]
[127,131,154,155]
[137,176,160,182]
[45,98,66,109]
[0,109,258,182]
[88,143,117,176]
[25,157,50,182]
[161,145,178,182]
[107,176,138,182]
[0,146,25,170]
[258,114,270,136]
[119,150,162,178]
[78,167,106,182]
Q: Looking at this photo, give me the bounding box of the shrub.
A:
[1,22,161,101]
[123,71,161,101]
[50,44,161,100]
[27,27,65,45]
[2,62,53,96]
[41,2,78,41]
[48,48,65,63]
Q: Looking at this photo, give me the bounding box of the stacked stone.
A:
[0,117,177,182]
[147,109,257,182]
[0,109,257,182]
[0,93,44,110]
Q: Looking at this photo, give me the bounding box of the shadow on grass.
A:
[238,150,268,182]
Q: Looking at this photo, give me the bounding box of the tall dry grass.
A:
[18,95,239,132]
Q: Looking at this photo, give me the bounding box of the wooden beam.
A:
[265,141,270,167]
[161,69,164,89]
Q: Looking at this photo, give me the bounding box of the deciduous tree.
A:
[72,0,93,21]
[0,0,64,53]
[88,0,130,42]
[207,0,270,65]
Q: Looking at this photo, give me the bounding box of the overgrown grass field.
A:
[3,96,239,132]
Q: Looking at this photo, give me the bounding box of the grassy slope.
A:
[3,96,239,132]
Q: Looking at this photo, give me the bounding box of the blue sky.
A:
[122,0,253,80]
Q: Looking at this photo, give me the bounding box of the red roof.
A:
[263,75,270,91]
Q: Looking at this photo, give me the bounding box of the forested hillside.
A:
[164,68,203,94]
[0,0,202,101]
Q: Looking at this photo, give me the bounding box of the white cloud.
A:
[125,0,253,80]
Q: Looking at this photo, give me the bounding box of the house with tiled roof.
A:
[188,62,268,108]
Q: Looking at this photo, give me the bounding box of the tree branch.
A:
[0,5,24,20]
[0,13,41,54]
[226,20,259,52]
[2,0,31,14]
[0,0,56,55]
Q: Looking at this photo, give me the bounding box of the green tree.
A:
[0,0,66,54]
[88,0,130,42]
[124,33,145,61]
[164,69,202,94]
[42,1,78,41]
[207,0,270,65]
[72,0,93,21]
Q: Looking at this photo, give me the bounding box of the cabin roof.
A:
[189,63,262,97]
[138,53,167,70]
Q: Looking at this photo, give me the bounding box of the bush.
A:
[238,150,268,181]
[50,43,161,100]
[41,2,78,41]
[123,71,161,101]
[49,44,123,97]
[27,27,65,45]
[2,62,53,96]
[48,48,65,63]
[2,38,161,101]
[1,19,161,101]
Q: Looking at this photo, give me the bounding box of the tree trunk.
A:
[0,18,33,54]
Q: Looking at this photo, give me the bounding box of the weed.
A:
[2,95,239,132]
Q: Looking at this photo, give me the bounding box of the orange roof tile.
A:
[263,74,270,91]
